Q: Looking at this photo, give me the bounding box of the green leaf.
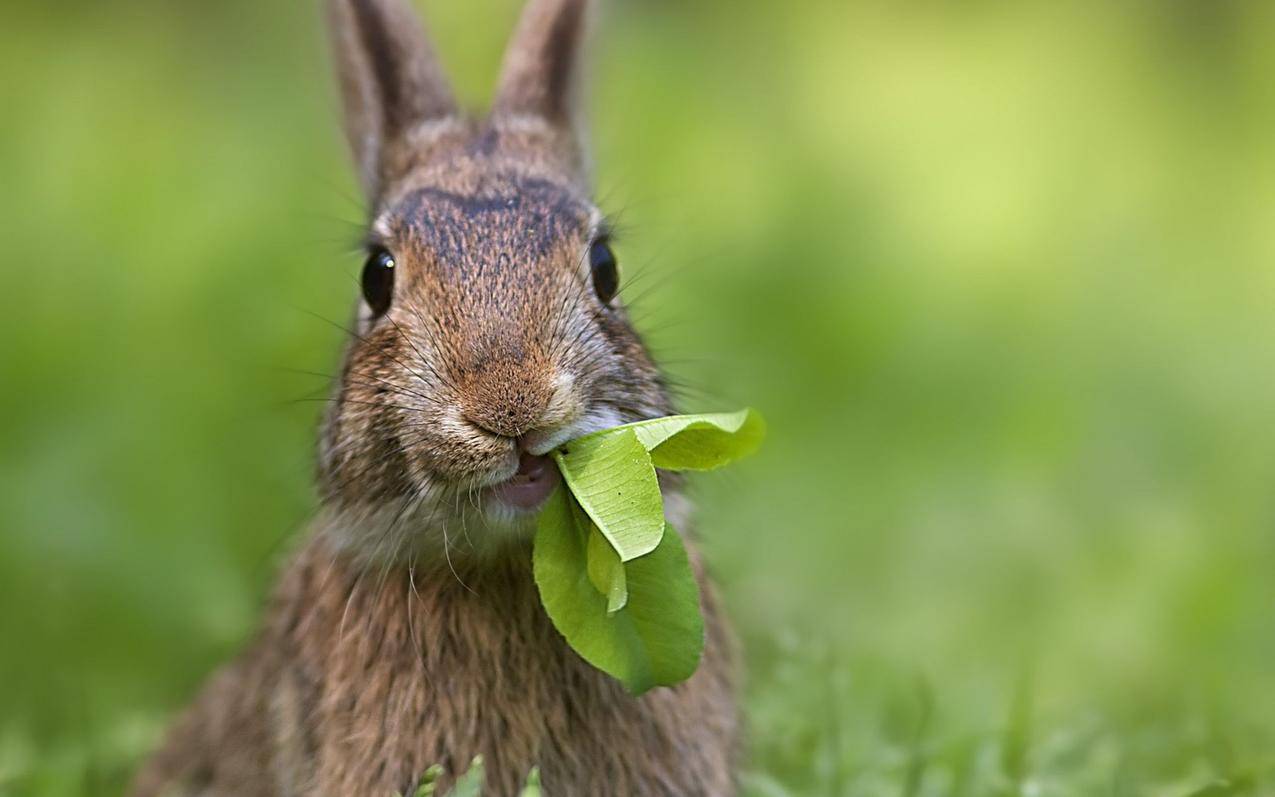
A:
[555,484,627,613]
[534,407,762,691]
[602,408,765,471]
[449,756,484,797]
[552,427,665,561]
[520,767,542,797]
[586,521,627,613]
[412,764,443,796]
[534,489,705,694]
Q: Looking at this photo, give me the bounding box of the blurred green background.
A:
[2,0,1274,794]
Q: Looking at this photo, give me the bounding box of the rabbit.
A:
[128,0,740,795]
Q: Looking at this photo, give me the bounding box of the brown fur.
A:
[130,531,737,796]
[131,0,740,794]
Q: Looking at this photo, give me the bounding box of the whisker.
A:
[401,304,463,394]
[279,366,441,407]
[298,308,442,397]
[289,397,424,414]
[440,505,477,596]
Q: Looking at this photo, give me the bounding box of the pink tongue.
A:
[492,453,560,510]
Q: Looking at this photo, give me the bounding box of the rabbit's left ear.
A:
[492,0,594,177]
[328,0,457,199]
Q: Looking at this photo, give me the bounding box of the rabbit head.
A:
[317,0,672,561]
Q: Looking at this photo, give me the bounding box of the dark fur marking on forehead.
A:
[394,176,591,266]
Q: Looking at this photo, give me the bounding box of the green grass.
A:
[3,0,1275,794]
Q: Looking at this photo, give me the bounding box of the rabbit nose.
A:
[460,362,554,439]
[463,390,549,439]
[466,403,544,439]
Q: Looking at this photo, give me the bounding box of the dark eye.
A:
[361,248,395,317]
[589,239,619,304]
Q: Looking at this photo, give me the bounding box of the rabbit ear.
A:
[328,0,457,198]
[492,0,592,155]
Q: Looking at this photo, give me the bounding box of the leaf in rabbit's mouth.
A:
[532,409,764,694]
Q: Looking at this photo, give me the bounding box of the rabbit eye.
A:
[361,248,395,317]
[589,239,619,304]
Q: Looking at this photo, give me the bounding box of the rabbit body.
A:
[132,0,741,794]
[131,529,738,796]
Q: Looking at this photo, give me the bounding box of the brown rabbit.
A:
[130,0,740,794]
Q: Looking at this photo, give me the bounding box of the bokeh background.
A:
[2,0,1274,794]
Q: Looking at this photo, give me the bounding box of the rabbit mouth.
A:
[471,405,631,516]
[486,452,560,512]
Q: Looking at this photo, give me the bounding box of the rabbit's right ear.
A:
[327,0,456,199]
